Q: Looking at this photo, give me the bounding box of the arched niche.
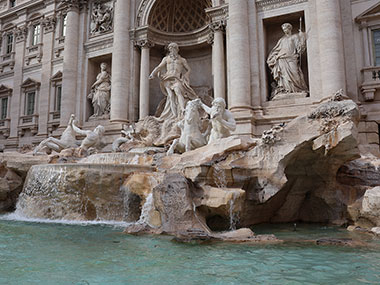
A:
[133,0,214,116]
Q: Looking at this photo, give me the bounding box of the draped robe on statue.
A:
[267,32,308,97]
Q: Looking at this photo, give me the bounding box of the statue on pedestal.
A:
[149,42,197,120]
[88,62,111,119]
[267,22,308,100]
[33,114,78,155]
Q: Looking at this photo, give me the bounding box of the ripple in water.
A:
[0,219,379,284]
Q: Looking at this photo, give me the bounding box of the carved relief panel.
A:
[90,1,114,36]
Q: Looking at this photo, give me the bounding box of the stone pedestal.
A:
[111,0,131,123]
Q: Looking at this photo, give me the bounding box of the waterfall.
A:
[136,193,155,227]
[213,164,227,188]
[229,192,240,231]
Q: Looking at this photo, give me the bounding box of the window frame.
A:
[1,97,8,120]
[25,90,36,116]
[31,23,41,46]
[6,33,13,54]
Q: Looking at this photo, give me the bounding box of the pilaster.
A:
[37,15,56,137]
[9,25,27,141]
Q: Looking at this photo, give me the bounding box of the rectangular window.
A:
[26,91,35,115]
[62,15,67,37]
[373,29,380,66]
[55,85,62,112]
[6,33,13,54]
[1,98,8,120]
[32,24,41,46]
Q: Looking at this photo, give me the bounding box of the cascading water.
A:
[14,163,154,222]
[229,192,240,231]
[213,164,227,188]
[136,193,155,227]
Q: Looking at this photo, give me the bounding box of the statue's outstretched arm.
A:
[149,57,167,79]
[71,121,88,136]
[197,99,211,114]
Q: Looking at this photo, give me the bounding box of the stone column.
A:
[37,16,56,137]
[8,25,27,144]
[60,1,80,127]
[210,21,226,100]
[360,21,371,67]
[138,40,153,119]
[316,0,346,96]
[130,46,140,122]
[111,0,131,123]
[228,0,251,111]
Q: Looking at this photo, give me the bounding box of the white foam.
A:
[0,212,131,228]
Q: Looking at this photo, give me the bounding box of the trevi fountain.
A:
[1,6,380,282]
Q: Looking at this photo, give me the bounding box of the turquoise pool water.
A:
[0,218,379,285]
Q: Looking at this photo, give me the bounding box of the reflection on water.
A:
[0,218,379,285]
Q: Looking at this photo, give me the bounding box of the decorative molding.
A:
[130,25,211,48]
[84,35,113,53]
[14,25,28,42]
[209,19,226,33]
[135,39,154,49]
[42,15,57,34]
[256,0,308,12]
[61,0,88,11]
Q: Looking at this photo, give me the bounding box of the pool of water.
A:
[1,217,379,285]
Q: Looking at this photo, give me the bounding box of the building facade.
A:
[0,0,379,154]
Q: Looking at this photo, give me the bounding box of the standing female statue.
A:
[88,62,111,118]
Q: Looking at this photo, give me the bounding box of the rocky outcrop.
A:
[16,164,155,221]
[152,173,209,234]
[0,152,50,212]
[0,162,23,212]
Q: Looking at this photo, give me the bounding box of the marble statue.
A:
[267,22,308,99]
[199,98,236,144]
[88,62,111,118]
[149,42,197,120]
[91,3,113,35]
[71,121,106,152]
[112,123,136,152]
[33,114,78,155]
[167,99,207,155]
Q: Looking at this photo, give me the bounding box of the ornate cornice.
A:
[256,0,308,11]
[209,20,226,33]
[61,0,88,11]
[135,39,155,49]
[42,15,57,34]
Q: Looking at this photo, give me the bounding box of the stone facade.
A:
[0,0,379,154]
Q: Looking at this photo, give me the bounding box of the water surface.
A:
[1,218,379,285]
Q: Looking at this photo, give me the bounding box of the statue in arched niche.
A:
[267,22,308,100]
[149,42,198,120]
